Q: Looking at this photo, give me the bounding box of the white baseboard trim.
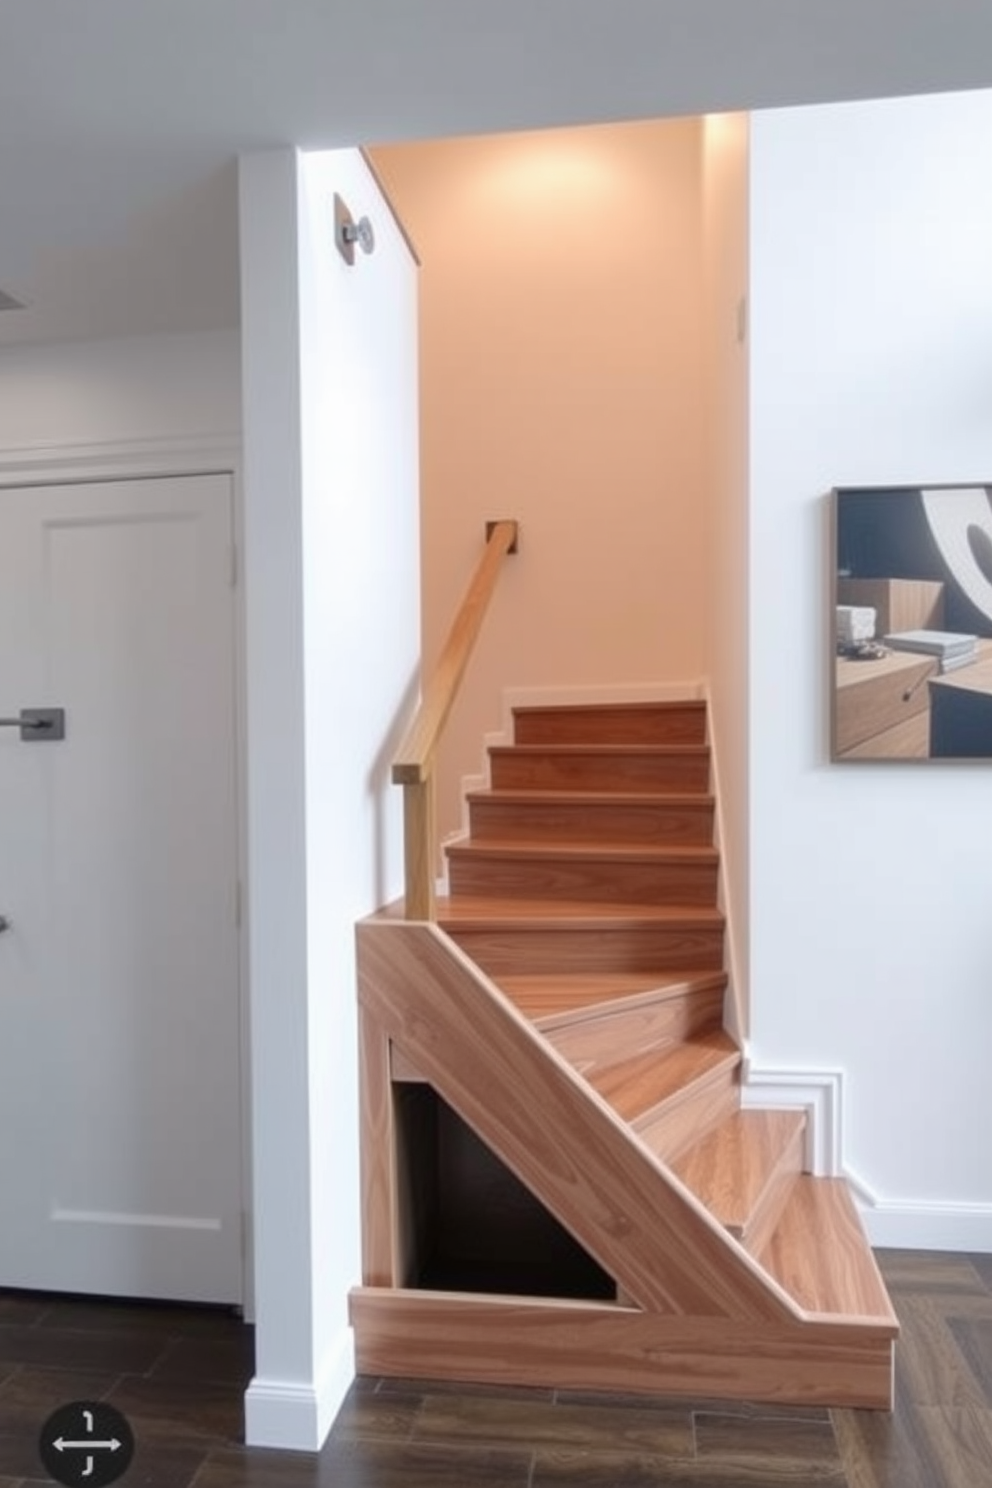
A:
[740,1063,844,1177]
[844,1169,992,1253]
[743,1071,992,1253]
[244,1326,355,1451]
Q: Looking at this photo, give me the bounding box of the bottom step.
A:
[671,1108,806,1254]
[350,1286,896,1409]
[751,1176,899,1327]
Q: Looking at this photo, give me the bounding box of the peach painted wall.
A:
[371,120,709,849]
[702,114,750,1030]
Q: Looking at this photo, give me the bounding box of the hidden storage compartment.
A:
[393,1081,616,1300]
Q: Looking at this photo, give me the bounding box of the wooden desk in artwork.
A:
[929,646,992,757]
[835,649,936,759]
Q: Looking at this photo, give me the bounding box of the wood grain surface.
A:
[445,839,719,905]
[350,1287,895,1409]
[393,521,517,785]
[495,969,727,1023]
[467,790,716,844]
[437,899,725,975]
[671,1108,806,1248]
[357,1005,397,1286]
[357,920,795,1322]
[752,1177,898,1327]
[488,744,711,793]
[511,701,708,747]
[540,983,724,1071]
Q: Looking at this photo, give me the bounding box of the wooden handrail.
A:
[393,519,518,919]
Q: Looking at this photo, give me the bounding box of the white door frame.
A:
[0,433,254,1317]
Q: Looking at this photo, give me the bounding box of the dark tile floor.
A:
[1,1250,991,1486]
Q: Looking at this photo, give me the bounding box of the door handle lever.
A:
[0,708,65,740]
[0,916,9,934]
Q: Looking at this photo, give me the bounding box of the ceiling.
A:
[2,0,992,346]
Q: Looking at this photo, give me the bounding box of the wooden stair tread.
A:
[670,1109,805,1236]
[494,969,728,1021]
[469,788,715,806]
[491,744,711,759]
[751,1177,898,1327]
[447,839,719,863]
[586,1028,740,1121]
[438,897,724,929]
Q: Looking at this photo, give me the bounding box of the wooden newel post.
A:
[402,774,436,921]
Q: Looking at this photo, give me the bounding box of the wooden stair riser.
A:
[671,1109,807,1257]
[489,747,711,793]
[634,1060,741,1164]
[544,986,725,1074]
[350,1289,896,1409]
[468,794,715,845]
[513,701,707,747]
[446,847,719,907]
[738,1124,806,1258]
[444,922,725,977]
[496,970,728,1022]
[588,1032,739,1123]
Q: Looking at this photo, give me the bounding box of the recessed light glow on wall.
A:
[466,135,624,206]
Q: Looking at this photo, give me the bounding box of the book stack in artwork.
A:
[884,629,977,673]
[836,605,876,644]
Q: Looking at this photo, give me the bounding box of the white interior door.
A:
[0,472,243,1303]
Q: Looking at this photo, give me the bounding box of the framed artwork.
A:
[832,484,992,761]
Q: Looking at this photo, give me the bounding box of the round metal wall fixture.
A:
[334,193,375,265]
[348,216,375,255]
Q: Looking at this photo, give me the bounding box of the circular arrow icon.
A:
[39,1402,134,1488]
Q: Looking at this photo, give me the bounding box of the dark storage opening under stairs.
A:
[394,1084,616,1300]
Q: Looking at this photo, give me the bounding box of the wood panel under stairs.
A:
[353,699,898,1409]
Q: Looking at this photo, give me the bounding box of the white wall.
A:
[239,147,419,1449]
[0,329,240,453]
[749,89,992,1248]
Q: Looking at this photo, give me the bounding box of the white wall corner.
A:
[244,1325,355,1452]
[843,1169,992,1253]
[744,1072,992,1252]
[741,1066,844,1176]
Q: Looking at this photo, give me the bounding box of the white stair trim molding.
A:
[244,1325,355,1451]
[743,1072,992,1250]
[699,679,743,1049]
[843,1168,992,1252]
[453,678,709,848]
[740,1062,845,1177]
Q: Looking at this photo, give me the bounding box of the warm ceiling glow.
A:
[466,138,623,205]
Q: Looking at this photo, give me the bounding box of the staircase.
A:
[352,699,897,1408]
